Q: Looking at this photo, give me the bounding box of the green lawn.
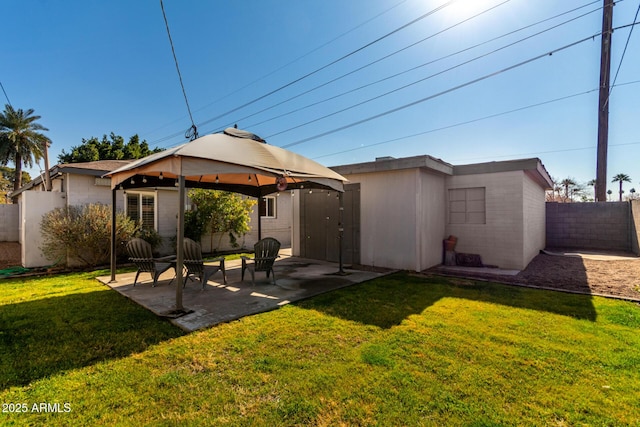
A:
[1,271,639,426]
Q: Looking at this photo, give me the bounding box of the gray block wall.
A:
[631,200,640,255]
[0,204,19,242]
[546,202,631,251]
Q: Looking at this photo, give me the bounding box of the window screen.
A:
[126,193,155,230]
[449,187,485,224]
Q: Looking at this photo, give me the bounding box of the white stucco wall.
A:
[347,169,419,270]
[522,172,546,266]
[21,191,66,268]
[244,192,292,248]
[66,174,114,206]
[446,171,526,270]
[418,170,447,271]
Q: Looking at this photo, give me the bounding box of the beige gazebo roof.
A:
[105,128,346,197]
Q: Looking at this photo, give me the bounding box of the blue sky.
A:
[3,0,639,195]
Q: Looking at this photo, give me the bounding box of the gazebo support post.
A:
[109,187,117,283]
[258,203,262,241]
[175,174,185,311]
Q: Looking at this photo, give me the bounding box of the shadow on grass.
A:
[297,272,597,329]
[0,288,184,390]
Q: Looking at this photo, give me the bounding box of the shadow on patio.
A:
[97,250,391,332]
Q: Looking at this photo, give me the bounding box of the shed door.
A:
[300,184,360,264]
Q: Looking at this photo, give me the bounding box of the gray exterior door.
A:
[300,184,360,264]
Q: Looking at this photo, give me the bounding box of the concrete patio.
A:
[97,249,391,332]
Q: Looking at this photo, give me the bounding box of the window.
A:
[126,192,156,229]
[449,187,485,224]
[259,196,276,218]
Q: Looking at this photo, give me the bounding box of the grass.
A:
[1,272,639,425]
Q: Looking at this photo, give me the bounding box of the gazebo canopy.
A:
[105,128,346,196]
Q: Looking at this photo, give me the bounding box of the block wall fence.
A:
[546,201,640,254]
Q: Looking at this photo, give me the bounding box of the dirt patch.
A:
[429,251,640,301]
[0,242,21,270]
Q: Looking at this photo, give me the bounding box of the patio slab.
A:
[96,250,390,332]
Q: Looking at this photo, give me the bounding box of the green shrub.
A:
[40,203,137,267]
[134,227,163,252]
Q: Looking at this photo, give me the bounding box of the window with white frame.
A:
[259,196,276,218]
[126,192,156,229]
[449,187,486,224]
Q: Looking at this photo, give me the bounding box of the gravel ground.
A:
[0,242,20,270]
[429,250,640,301]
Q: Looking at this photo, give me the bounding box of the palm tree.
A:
[0,105,50,197]
[611,173,631,202]
[560,178,577,201]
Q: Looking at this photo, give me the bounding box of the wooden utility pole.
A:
[43,140,52,191]
[595,0,614,202]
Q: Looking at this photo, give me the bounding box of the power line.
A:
[263,6,603,140]
[0,81,12,107]
[140,0,410,140]
[312,79,640,161]
[160,0,198,140]
[604,0,640,108]
[450,141,640,163]
[205,0,602,139]
[201,0,513,136]
[312,88,602,160]
[191,0,460,130]
[280,32,605,149]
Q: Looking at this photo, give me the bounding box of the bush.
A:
[187,189,256,251]
[134,227,162,253]
[40,203,137,268]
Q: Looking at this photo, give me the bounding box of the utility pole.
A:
[595,0,614,202]
[43,140,52,191]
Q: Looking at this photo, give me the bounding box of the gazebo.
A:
[104,128,347,313]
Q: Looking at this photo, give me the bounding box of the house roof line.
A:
[330,155,454,176]
[329,155,553,190]
[9,160,132,198]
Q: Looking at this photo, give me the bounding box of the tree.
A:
[0,166,31,203]
[0,105,49,196]
[58,133,163,163]
[560,178,576,199]
[186,189,256,252]
[611,173,631,202]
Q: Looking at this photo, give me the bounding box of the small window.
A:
[259,196,276,218]
[126,192,156,229]
[449,187,485,224]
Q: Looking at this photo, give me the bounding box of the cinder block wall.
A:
[0,204,19,242]
[631,200,640,255]
[546,202,630,251]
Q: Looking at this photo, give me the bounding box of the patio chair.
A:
[241,237,281,285]
[183,238,227,289]
[126,238,175,287]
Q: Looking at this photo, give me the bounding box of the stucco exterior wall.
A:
[347,169,418,270]
[66,174,114,206]
[418,169,447,270]
[21,191,66,268]
[446,171,526,270]
[522,172,546,266]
